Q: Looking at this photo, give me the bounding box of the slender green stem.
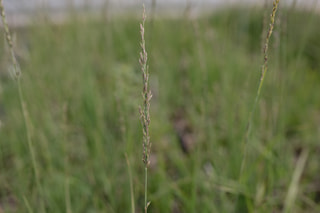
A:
[0,1,45,211]
[65,176,72,213]
[144,167,148,213]
[125,154,135,213]
[17,60,46,213]
[17,81,38,184]
[23,196,34,213]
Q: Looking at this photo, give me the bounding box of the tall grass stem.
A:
[240,0,281,176]
[0,1,45,212]
[139,4,152,213]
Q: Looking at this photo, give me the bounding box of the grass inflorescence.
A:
[138,5,152,213]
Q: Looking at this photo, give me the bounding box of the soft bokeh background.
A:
[0,0,319,212]
[3,0,320,25]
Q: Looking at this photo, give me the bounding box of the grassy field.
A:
[0,4,320,213]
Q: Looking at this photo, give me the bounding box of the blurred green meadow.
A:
[0,5,320,213]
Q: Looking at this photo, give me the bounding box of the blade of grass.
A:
[23,196,34,213]
[283,149,309,213]
[125,154,135,213]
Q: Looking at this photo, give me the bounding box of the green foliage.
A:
[0,7,320,212]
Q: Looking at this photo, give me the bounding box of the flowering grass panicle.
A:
[138,5,152,213]
[0,0,21,79]
[139,9,152,167]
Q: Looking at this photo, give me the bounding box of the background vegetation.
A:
[0,4,320,213]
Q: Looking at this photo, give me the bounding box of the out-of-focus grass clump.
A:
[0,6,320,213]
